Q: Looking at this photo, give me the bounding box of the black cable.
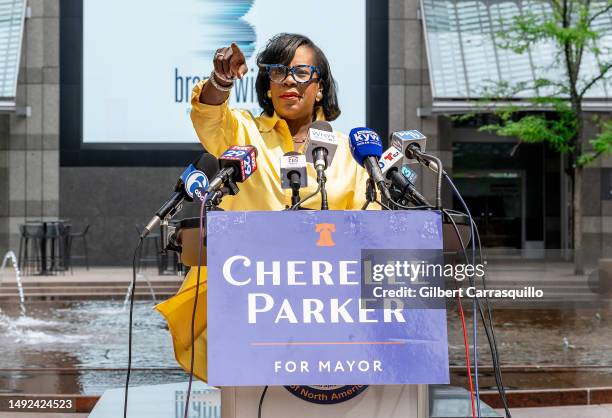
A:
[258,386,268,418]
[184,195,208,418]
[123,237,144,418]
[472,219,512,416]
[410,149,443,208]
[289,182,321,210]
[441,208,478,417]
[443,172,481,417]
[444,174,512,417]
[445,209,511,417]
[388,196,435,211]
[375,199,393,210]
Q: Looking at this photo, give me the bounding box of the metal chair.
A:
[46,221,71,273]
[68,224,90,271]
[18,222,45,275]
[135,224,161,273]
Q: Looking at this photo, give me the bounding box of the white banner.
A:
[83,0,366,144]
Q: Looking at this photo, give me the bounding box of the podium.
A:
[221,385,428,418]
[86,210,500,418]
[170,210,461,418]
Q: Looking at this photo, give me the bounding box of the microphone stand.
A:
[319,173,329,210]
[288,172,303,209]
[361,179,377,210]
[208,179,240,207]
[407,146,443,209]
[291,187,301,208]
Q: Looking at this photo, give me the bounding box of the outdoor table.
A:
[31,220,69,275]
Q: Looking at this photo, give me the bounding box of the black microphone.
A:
[280,151,307,207]
[379,146,430,207]
[390,130,443,208]
[141,153,219,239]
[206,145,258,203]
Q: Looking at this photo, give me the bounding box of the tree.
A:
[464,0,612,274]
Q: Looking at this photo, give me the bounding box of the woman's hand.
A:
[213,42,248,81]
[200,42,248,105]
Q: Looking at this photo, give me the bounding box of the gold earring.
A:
[267,90,272,98]
[316,91,323,102]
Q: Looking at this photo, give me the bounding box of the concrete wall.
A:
[59,166,201,266]
[0,0,60,255]
[389,0,450,205]
[581,152,612,263]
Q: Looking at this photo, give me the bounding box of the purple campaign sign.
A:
[207,210,449,386]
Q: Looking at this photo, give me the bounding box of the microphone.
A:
[304,121,338,176]
[207,145,258,199]
[280,152,307,208]
[390,129,443,208]
[348,127,391,200]
[304,121,336,210]
[389,129,443,172]
[141,153,219,239]
[401,165,418,184]
[390,129,428,164]
[379,146,430,207]
[280,152,307,189]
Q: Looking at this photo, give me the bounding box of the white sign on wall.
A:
[83,0,366,144]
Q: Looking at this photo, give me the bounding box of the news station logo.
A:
[221,145,258,179]
[351,129,381,145]
[401,165,418,184]
[309,128,336,143]
[395,130,426,140]
[185,170,209,200]
[287,155,300,164]
[378,147,402,171]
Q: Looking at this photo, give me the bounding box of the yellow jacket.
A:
[156,80,373,382]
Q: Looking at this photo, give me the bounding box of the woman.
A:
[156,33,371,382]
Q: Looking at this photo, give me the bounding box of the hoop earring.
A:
[267,90,272,98]
[316,91,323,102]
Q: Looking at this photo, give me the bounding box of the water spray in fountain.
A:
[1,251,26,315]
[123,271,157,310]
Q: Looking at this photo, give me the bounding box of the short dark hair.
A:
[255,33,341,121]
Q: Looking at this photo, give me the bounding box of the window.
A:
[421,0,612,104]
[0,0,25,111]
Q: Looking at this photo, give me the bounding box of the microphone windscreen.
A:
[389,130,427,164]
[195,152,220,179]
[219,145,258,182]
[310,120,333,132]
[348,127,383,166]
[304,121,338,167]
[280,152,307,189]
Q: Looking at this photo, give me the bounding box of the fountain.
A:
[123,271,157,309]
[0,251,26,315]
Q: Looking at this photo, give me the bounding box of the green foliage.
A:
[578,120,612,165]
[479,102,576,154]
[462,0,612,166]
